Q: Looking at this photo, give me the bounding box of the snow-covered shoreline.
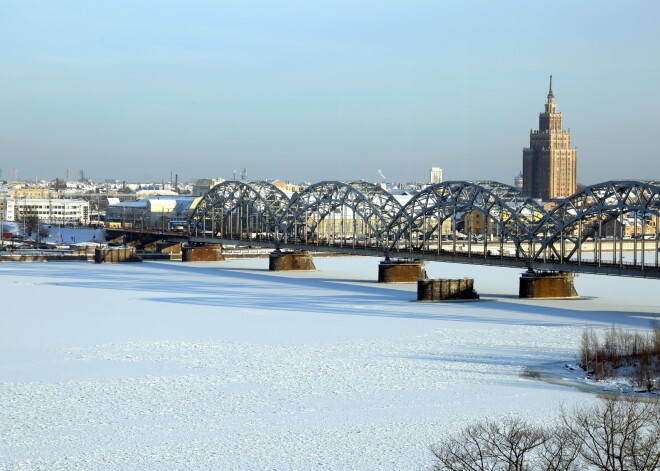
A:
[1,257,657,470]
[523,361,660,398]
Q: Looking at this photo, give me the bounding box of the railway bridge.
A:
[107,179,660,296]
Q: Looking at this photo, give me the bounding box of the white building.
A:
[106,196,200,230]
[0,198,90,225]
[429,167,443,185]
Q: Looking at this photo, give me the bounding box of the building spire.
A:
[547,75,554,102]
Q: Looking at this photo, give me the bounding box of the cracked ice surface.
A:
[0,257,657,470]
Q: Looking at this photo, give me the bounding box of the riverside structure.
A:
[105,179,660,281]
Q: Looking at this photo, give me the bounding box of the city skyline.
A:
[2,1,659,184]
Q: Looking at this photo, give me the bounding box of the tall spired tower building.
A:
[522,76,577,200]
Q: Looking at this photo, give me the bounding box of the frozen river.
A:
[1,257,658,470]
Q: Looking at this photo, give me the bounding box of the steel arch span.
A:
[169,179,660,273]
[279,180,403,248]
[387,181,547,256]
[532,180,660,264]
[188,180,291,241]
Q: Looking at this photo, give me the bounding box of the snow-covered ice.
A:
[0,257,658,470]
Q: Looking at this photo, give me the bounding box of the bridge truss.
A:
[182,179,660,271]
[280,180,403,247]
[189,181,290,240]
[532,181,660,267]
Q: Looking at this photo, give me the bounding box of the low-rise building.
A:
[461,211,486,235]
[7,187,55,199]
[106,196,201,230]
[0,198,90,225]
[603,214,658,238]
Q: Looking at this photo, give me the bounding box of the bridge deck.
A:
[107,229,660,279]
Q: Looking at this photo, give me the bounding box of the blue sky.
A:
[1,1,659,184]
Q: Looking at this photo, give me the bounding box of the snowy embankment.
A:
[0,258,657,470]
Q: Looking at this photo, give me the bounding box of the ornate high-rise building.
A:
[522,76,577,200]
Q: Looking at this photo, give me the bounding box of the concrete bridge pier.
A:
[519,269,578,298]
[418,278,479,301]
[182,243,225,262]
[378,259,427,283]
[94,246,141,263]
[269,250,316,271]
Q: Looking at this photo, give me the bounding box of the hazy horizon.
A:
[2,1,659,185]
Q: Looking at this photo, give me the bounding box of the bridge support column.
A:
[269,250,316,271]
[418,278,479,301]
[378,259,426,283]
[182,244,225,262]
[94,246,141,263]
[519,269,578,299]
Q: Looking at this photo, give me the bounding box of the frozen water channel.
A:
[0,257,658,470]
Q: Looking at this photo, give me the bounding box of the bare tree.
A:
[431,417,547,471]
[23,214,39,236]
[484,417,547,471]
[581,327,594,373]
[430,397,659,471]
[38,225,50,239]
[562,397,660,471]
[537,425,581,471]
[431,421,498,471]
[652,318,660,359]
